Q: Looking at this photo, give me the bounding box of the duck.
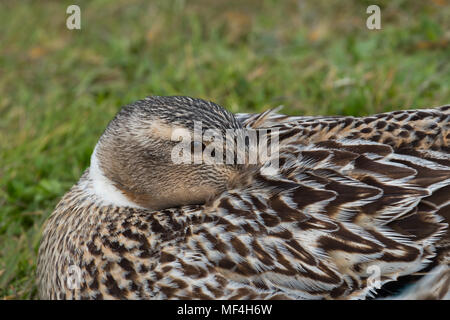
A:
[37,96,450,299]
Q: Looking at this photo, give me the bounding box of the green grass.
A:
[0,0,449,299]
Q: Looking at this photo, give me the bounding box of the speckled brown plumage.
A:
[37,97,450,299]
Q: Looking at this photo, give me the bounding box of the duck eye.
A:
[190,141,206,154]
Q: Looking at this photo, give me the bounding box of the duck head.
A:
[89,96,247,211]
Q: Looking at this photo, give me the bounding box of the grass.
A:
[0,0,449,299]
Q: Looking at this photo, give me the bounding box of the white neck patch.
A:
[88,144,144,209]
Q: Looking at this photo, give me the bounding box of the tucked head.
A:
[90,96,245,210]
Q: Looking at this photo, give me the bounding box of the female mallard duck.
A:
[37,96,449,299]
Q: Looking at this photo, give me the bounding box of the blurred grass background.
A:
[0,0,449,299]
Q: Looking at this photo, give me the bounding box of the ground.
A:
[0,0,449,299]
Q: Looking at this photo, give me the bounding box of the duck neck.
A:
[87,145,144,209]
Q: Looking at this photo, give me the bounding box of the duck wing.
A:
[214,105,449,298]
